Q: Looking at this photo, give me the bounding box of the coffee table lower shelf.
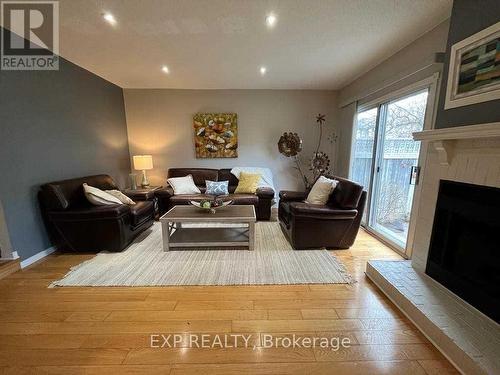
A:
[167,227,250,250]
[160,205,256,252]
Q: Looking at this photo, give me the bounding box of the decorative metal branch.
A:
[278,114,333,190]
[293,155,310,190]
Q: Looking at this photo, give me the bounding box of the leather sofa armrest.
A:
[289,202,357,219]
[155,187,173,198]
[256,187,275,199]
[123,190,155,201]
[48,205,131,221]
[279,190,307,202]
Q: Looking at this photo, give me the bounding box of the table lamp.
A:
[133,155,153,188]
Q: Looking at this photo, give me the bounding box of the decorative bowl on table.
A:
[189,198,233,214]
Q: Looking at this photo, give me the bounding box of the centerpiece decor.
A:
[190,196,233,214]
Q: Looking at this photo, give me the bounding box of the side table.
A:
[123,186,162,220]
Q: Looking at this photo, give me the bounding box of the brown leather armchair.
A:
[278,175,366,249]
[39,175,155,252]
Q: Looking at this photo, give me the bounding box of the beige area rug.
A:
[50,222,354,287]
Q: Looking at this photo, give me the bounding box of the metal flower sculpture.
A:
[277,132,303,157]
[309,114,331,180]
[310,151,330,176]
[278,132,309,188]
[278,114,333,189]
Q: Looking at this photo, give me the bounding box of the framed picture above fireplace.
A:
[444,21,500,109]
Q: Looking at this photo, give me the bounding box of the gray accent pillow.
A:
[206,180,229,195]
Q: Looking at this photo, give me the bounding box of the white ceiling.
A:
[56,0,452,89]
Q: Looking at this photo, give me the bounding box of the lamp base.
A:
[140,170,150,188]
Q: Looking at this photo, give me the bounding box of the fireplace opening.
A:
[426,180,500,323]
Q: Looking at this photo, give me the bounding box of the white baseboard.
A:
[20,246,56,268]
[0,250,19,261]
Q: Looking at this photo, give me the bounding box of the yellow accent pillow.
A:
[234,172,261,194]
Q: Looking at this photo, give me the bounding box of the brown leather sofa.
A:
[39,175,155,252]
[278,175,366,249]
[155,168,275,220]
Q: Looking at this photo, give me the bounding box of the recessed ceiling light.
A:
[102,12,117,26]
[265,13,277,28]
[260,66,267,75]
[161,65,170,74]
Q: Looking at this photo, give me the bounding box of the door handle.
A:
[410,166,421,185]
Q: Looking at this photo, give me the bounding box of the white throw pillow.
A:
[105,190,135,205]
[305,176,339,205]
[83,183,123,206]
[167,175,201,195]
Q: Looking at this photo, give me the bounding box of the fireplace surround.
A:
[426,180,500,323]
[366,124,500,375]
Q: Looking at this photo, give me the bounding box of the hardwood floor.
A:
[0,260,20,281]
[0,229,458,374]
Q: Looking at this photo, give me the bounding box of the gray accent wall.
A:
[0,55,130,261]
[435,0,500,129]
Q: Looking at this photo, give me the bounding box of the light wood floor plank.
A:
[168,361,427,375]
[0,335,89,349]
[313,343,441,362]
[175,301,253,311]
[417,359,460,374]
[105,309,268,321]
[0,300,177,312]
[0,320,231,334]
[232,319,363,332]
[0,349,128,366]
[0,365,172,375]
[80,332,261,349]
[123,347,316,365]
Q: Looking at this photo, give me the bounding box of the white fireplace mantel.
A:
[413,122,500,165]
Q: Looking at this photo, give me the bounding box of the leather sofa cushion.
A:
[169,193,258,206]
[155,186,174,198]
[124,190,156,200]
[130,201,154,226]
[230,194,258,205]
[168,168,218,187]
[289,202,358,219]
[256,187,275,199]
[41,174,118,211]
[218,169,239,193]
[327,175,363,209]
[279,190,308,202]
[49,204,130,221]
[170,194,215,204]
[280,201,291,216]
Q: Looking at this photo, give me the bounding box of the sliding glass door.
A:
[350,108,377,226]
[350,88,430,250]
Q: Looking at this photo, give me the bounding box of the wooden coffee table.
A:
[160,205,256,251]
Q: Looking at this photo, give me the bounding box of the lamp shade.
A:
[133,155,153,170]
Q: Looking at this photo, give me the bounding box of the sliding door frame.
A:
[348,106,382,226]
[350,73,440,257]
